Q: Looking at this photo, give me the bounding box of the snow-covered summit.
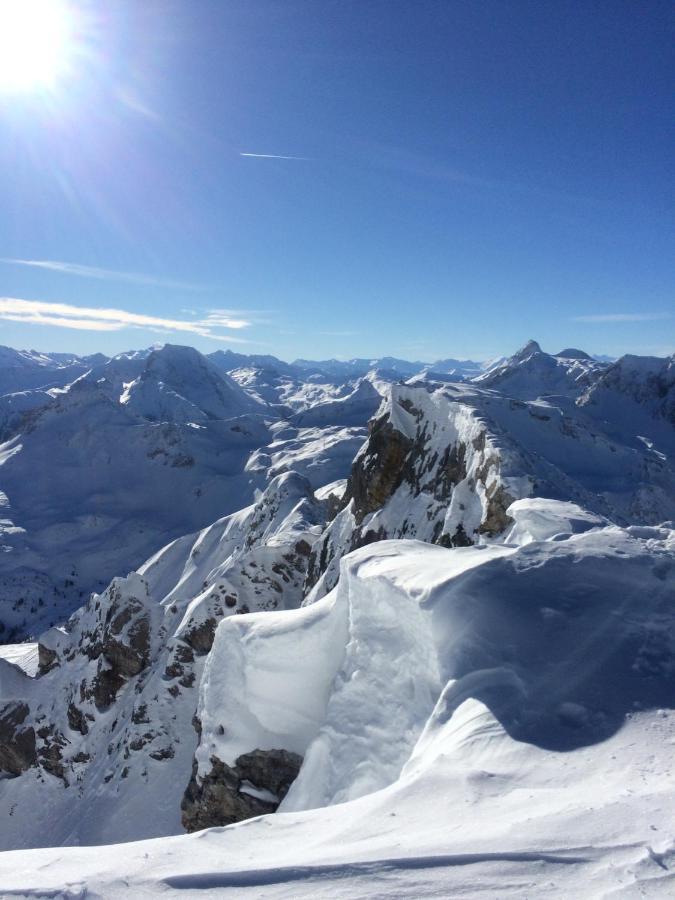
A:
[120,344,268,422]
[473,339,606,399]
[0,344,106,395]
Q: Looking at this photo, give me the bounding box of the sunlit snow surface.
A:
[1,343,674,897]
[1,501,674,898]
[0,641,37,676]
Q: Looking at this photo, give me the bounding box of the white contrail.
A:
[239,152,310,161]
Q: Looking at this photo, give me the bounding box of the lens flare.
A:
[0,0,73,92]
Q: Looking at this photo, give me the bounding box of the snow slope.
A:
[0,472,325,850]
[121,344,268,422]
[245,421,367,491]
[290,376,384,428]
[578,353,675,458]
[0,339,674,898]
[0,345,107,395]
[0,346,275,638]
[1,505,673,897]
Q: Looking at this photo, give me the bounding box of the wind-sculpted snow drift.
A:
[0,341,674,897]
[0,505,673,897]
[189,512,674,815]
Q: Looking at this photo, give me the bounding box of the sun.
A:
[0,0,73,93]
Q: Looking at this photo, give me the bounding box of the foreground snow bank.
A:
[1,511,674,897]
[179,508,675,860]
[0,500,675,898]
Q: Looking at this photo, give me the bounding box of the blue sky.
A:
[0,0,673,362]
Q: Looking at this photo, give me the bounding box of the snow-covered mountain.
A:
[291,354,483,381]
[0,346,279,638]
[1,502,673,896]
[208,349,296,376]
[308,372,674,597]
[472,339,607,399]
[579,352,675,434]
[0,345,108,395]
[0,338,673,898]
[119,344,268,422]
[0,345,389,638]
[290,376,384,428]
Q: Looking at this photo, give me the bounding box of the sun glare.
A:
[0,0,73,92]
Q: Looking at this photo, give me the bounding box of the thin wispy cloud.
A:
[0,297,253,343]
[572,313,672,323]
[239,152,310,161]
[1,258,206,292]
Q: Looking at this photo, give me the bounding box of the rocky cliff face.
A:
[0,473,324,849]
[305,375,675,598]
[306,383,523,596]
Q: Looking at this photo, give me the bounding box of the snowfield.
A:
[0,504,674,897]
[0,340,674,898]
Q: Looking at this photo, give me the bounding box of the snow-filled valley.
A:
[0,339,674,898]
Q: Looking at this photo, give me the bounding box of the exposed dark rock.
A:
[294,539,312,557]
[450,523,474,547]
[479,484,515,536]
[436,442,467,499]
[102,616,150,678]
[131,703,150,724]
[38,732,66,781]
[90,665,126,711]
[349,417,413,525]
[67,702,88,735]
[235,749,303,797]
[37,643,58,675]
[183,618,217,654]
[181,748,302,832]
[175,643,194,664]
[0,702,36,776]
[149,746,175,761]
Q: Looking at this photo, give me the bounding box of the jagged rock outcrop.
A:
[181,748,302,831]
[0,472,324,850]
[306,384,520,594]
[0,702,36,776]
[305,373,675,597]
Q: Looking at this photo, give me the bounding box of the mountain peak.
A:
[513,339,542,360]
